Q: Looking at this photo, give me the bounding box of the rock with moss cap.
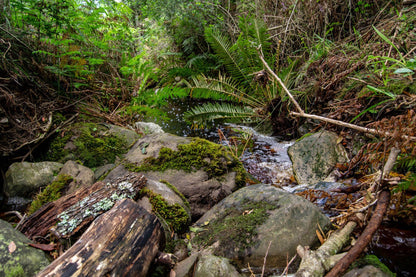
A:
[0,219,50,276]
[107,133,247,220]
[192,184,331,273]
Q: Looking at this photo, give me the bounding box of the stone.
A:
[288,131,348,185]
[59,160,95,194]
[134,122,165,134]
[0,219,50,276]
[194,254,242,277]
[343,265,391,277]
[4,162,63,198]
[94,163,116,180]
[105,123,140,147]
[193,184,331,272]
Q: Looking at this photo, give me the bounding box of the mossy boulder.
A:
[0,219,50,277]
[107,133,247,220]
[192,184,331,272]
[138,179,191,234]
[4,162,63,198]
[288,131,348,185]
[44,122,138,168]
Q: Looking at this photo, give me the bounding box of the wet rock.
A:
[0,219,50,276]
[288,131,348,185]
[4,162,63,198]
[58,160,94,194]
[192,184,331,273]
[135,121,165,134]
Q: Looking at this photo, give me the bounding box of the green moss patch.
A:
[127,137,247,187]
[27,174,73,215]
[141,188,190,233]
[350,255,395,276]
[45,123,129,168]
[193,201,277,255]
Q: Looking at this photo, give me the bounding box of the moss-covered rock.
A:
[26,174,73,215]
[192,184,331,272]
[0,219,50,277]
[44,122,138,168]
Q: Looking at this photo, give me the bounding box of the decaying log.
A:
[18,172,146,240]
[325,190,390,277]
[295,221,357,277]
[37,198,165,277]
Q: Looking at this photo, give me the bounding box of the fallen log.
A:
[18,172,146,241]
[37,198,165,277]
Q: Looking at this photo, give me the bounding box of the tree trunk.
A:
[37,198,165,277]
[18,172,146,241]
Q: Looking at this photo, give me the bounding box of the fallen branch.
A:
[257,46,416,142]
[295,221,357,277]
[325,190,390,277]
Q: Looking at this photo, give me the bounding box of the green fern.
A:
[184,102,256,126]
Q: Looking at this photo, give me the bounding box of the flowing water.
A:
[156,99,415,276]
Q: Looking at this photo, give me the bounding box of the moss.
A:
[45,123,129,168]
[27,174,73,215]
[141,188,190,233]
[160,180,190,209]
[193,200,277,255]
[350,255,395,277]
[4,265,25,277]
[126,138,247,187]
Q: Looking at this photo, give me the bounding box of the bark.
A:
[18,172,146,240]
[295,221,357,277]
[37,198,165,277]
[325,190,390,277]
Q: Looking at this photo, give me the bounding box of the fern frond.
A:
[183,102,257,125]
[205,26,249,84]
[186,74,263,108]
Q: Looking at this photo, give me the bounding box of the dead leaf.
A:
[8,241,16,253]
[29,243,57,251]
[316,229,325,245]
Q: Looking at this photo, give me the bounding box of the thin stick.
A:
[261,241,272,277]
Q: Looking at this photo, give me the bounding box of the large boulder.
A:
[0,219,50,276]
[106,133,246,220]
[192,184,331,273]
[4,162,63,198]
[288,131,348,185]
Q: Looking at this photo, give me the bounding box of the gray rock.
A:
[134,122,164,134]
[59,160,94,194]
[288,131,348,185]
[4,162,63,198]
[173,252,199,277]
[343,265,391,277]
[193,184,330,272]
[94,163,116,180]
[0,219,50,276]
[105,124,140,147]
[194,254,242,277]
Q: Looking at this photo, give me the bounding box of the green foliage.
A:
[140,188,190,233]
[27,174,73,215]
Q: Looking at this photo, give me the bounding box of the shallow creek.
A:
[157,99,415,276]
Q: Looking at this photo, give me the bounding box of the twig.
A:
[280,254,297,277]
[325,190,390,277]
[261,241,272,277]
[257,46,416,142]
